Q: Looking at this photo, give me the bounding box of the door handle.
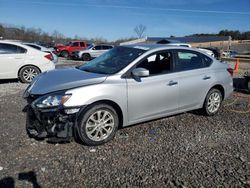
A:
[203,76,211,80]
[168,80,178,86]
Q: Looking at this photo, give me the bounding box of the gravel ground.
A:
[0,59,249,187]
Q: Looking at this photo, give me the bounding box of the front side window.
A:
[79,46,146,74]
[93,46,102,50]
[137,51,173,75]
[175,50,207,71]
[0,43,27,54]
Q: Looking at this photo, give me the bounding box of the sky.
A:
[0,0,250,41]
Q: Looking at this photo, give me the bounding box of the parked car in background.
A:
[0,40,55,83]
[197,48,215,57]
[23,44,233,145]
[54,41,89,58]
[164,43,215,57]
[222,50,238,58]
[23,43,58,63]
[202,47,221,59]
[167,43,192,48]
[71,44,114,61]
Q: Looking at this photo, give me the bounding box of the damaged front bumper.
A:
[25,103,84,143]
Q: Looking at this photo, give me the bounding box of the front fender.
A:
[64,81,127,122]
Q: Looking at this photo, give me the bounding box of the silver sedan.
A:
[24,44,233,145]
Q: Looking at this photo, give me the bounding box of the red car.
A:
[54,41,88,58]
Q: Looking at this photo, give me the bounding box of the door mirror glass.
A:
[132,68,149,77]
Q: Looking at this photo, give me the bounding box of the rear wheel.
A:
[202,88,222,116]
[77,104,118,146]
[82,53,91,61]
[19,66,40,83]
[61,50,69,58]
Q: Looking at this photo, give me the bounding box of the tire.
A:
[19,66,40,83]
[201,88,222,116]
[61,50,69,58]
[77,104,119,146]
[82,53,91,61]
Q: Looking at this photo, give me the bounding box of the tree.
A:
[134,24,146,38]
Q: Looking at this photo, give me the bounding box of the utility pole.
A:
[228,36,232,51]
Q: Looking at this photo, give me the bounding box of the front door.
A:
[126,50,179,123]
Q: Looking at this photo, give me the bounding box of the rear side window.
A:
[27,44,41,50]
[175,50,211,71]
[80,42,85,47]
[0,43,27,54]
[102,45,113,50]
[200,53,213,67]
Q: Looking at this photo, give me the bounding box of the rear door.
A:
[173,49,213,111]
[0,43,27,79]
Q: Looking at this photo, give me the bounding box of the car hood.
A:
[27,68,108,95]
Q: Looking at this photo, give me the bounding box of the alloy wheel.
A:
[22,67,39,82]
[85,110,115,141]
[207,92,221,113]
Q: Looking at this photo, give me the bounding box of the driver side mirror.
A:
[132,68,149,77]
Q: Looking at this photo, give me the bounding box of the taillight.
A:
[44,53,54,61]
[227,68,234,77]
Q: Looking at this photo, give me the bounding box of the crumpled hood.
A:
[28,68,108,95]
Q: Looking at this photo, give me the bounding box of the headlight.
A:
[33,94,71,108]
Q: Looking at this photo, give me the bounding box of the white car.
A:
[197,48,215,57]
[71,44,113,61]
[166,43,215,57]
[167,43,192,48]
[0,41,55,83]
[23,43,58,63]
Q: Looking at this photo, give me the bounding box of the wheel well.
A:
[211,84,225,100]
[90,100,124,128]
[17,64,41,78]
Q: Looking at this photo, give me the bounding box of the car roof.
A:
[0,40,48,53]
[121,44,215,58]
[122,44,191,51]
[0,40,23,45]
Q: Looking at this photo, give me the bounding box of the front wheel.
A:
[202,88,222,116]
[82,53,91,61]
[77,104,119,146]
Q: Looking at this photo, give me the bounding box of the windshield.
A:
[87,44,94,49]
[79,46,146,74]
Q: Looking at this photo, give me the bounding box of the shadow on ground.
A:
[0,79,19,84]
[0,171,41,188]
